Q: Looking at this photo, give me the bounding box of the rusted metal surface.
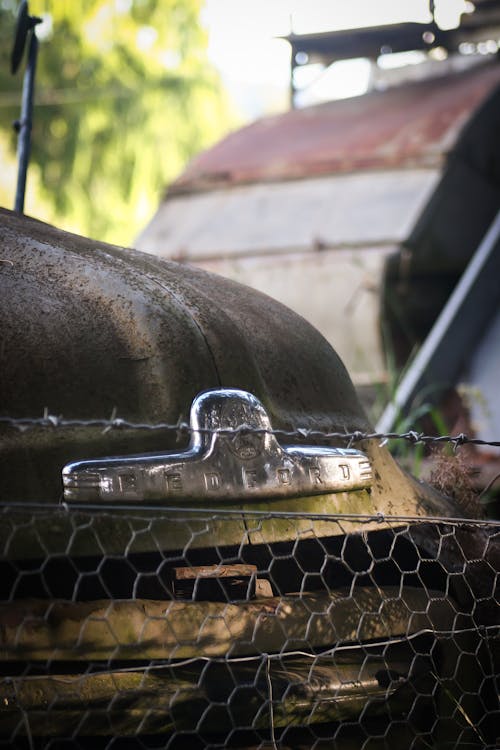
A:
[0,587,481,738]
[172,562,258,599]
[0,208,364,503]
[0,652,440,736]
[173,563,257,580]
[0,208,461,529]
[0,587,457,661]
[169,62,500,195]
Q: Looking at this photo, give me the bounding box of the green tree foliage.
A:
[0,0,232,244]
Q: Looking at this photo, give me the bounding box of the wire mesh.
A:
[0,504,497,749]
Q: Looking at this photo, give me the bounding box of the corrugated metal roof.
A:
[170,61,500,195]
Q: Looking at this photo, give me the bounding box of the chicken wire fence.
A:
[0,505,498,750]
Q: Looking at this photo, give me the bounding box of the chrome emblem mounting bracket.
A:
[62,389,372,503]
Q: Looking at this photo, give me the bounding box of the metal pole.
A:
[14,29,38,213]
[377,209,500,434]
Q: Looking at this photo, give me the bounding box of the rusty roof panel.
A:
[171,61,500,195]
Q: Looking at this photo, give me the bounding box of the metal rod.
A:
[14,29,38,213]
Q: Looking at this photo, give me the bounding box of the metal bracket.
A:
[63,389,372,503]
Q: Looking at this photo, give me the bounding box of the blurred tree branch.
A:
[0,0,233,244]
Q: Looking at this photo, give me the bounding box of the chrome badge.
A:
[62,389,372,503]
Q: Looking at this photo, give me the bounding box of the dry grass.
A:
[429,450,483,518]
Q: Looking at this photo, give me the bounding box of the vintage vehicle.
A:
[0,207,498,747]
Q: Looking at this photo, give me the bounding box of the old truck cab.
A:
[0,208,497,747]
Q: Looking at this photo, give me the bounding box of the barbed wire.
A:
[0,412,499,448]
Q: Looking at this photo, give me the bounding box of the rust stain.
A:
[169,62,500,195]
